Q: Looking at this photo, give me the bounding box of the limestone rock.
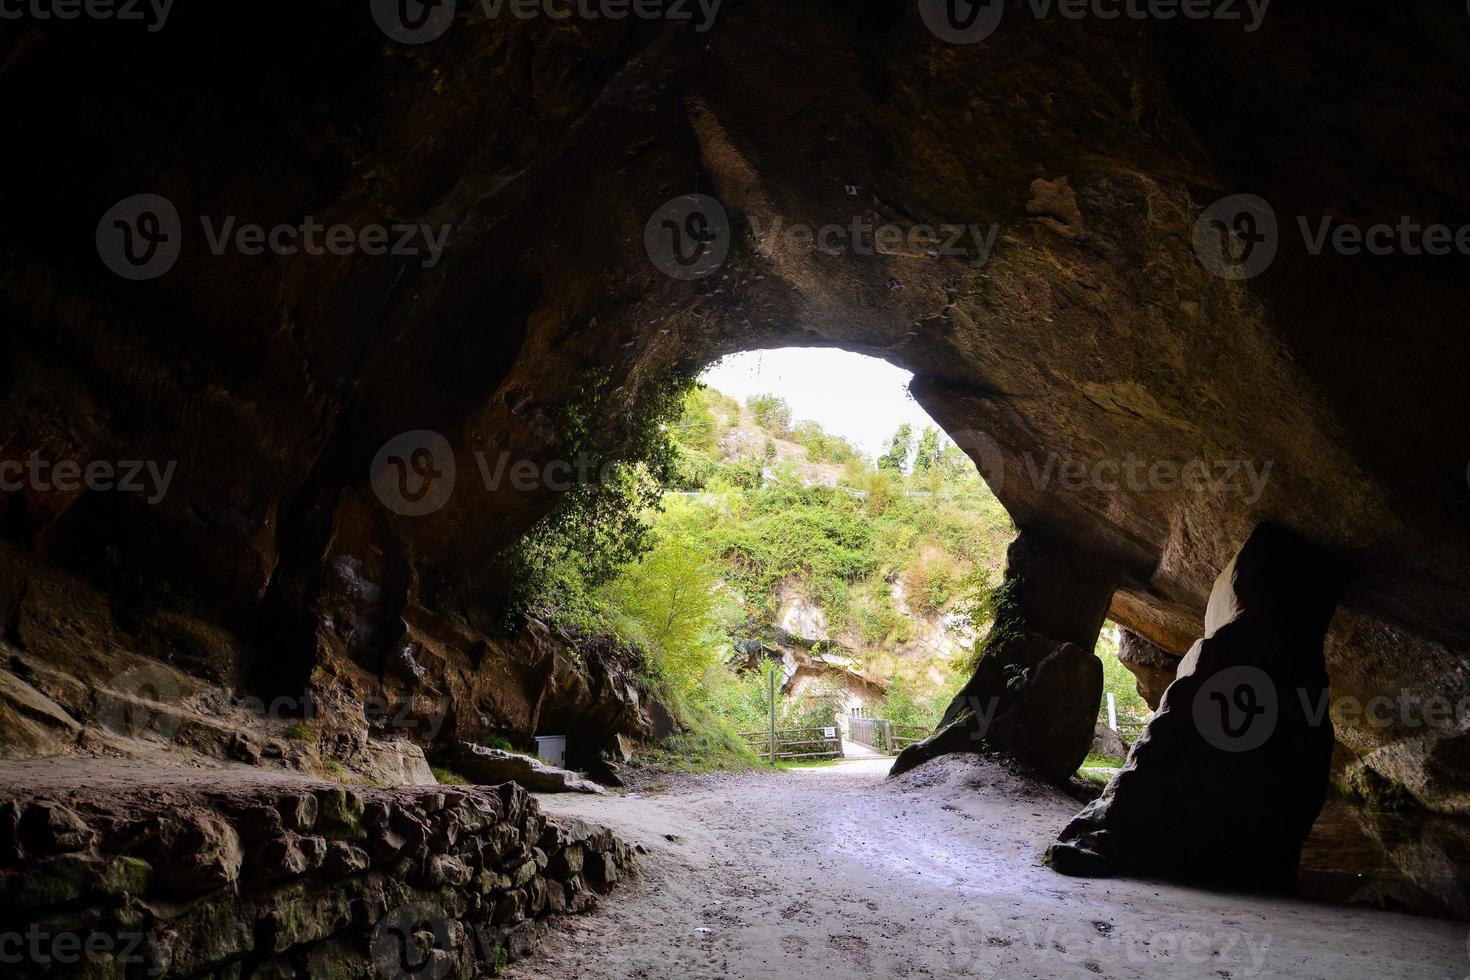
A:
[1116,629,1181,710]
[323,840,370,876]
[0,668,81,758]
[453,744,607,795]
[19,801,96,856]
[143,812,243,895]
[314,789,366,840]
[277,793,319,833]
[1000,643,1105,779]
[1090,724,1130,762]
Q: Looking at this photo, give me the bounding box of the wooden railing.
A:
[737,726,843,762]
[848,717,929,754]
[888,722,928,751]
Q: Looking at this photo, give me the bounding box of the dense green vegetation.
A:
[1095,624,1151,733]
[512,379,1150,769]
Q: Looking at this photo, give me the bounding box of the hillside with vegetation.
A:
[513,383,1147,766]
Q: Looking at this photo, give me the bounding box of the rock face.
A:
[1116,629,1181,711]
[1048,524,1349,890]
[892,530,1110,782]
[0,780,634,978]
[0,545,660,788]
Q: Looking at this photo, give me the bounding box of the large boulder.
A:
[1091,724,1130,762]
[1048,524,1349,890]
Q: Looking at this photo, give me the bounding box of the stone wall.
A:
[0,781,634,978]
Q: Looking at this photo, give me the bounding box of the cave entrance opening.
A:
[628,345,1019,764]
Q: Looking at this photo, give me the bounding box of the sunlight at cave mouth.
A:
[699,347,940,461]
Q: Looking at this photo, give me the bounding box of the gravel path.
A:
[518,756,1465,979]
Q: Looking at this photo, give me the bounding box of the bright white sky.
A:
[699,347,942,460]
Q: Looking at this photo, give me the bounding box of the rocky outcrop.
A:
[1048,524,1349,890]
[892,530,1110,782]
[0,541,662,788]
[453,743,607,795]
[1116,629,1180,711]
[0,780,634,978]
[1091,724,1129,762]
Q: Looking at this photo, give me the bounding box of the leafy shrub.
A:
[746,393,793,436]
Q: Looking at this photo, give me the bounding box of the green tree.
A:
[746,394,793,436]
[601,508,734,703]
[877,423,913,473]
[938,444,973,483]
[677,388,720,455]
[914,426,942,473]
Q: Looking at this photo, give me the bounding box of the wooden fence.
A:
[847,717,929,754]
[737,726,843,762]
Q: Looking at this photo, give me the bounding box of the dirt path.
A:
[517,756,1464,979]
[841,740,887,761]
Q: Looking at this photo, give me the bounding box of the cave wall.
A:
[1,4,1468,806]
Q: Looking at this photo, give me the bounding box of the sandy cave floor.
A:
[517,757,1466,980]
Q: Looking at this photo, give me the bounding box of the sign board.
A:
[823,727,836,739]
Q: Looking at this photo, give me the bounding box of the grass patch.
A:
[431,766,470,785]
[1081,754,1124,769]
[637,720,760,774]
[286,722,317,744]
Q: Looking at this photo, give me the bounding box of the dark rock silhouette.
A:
[1049,524,1350,890]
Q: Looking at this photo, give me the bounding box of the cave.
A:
[3,1,1470,976]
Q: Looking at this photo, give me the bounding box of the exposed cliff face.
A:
[1,5,1468,814]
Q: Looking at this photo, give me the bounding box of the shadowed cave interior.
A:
[2,2,1470,977]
